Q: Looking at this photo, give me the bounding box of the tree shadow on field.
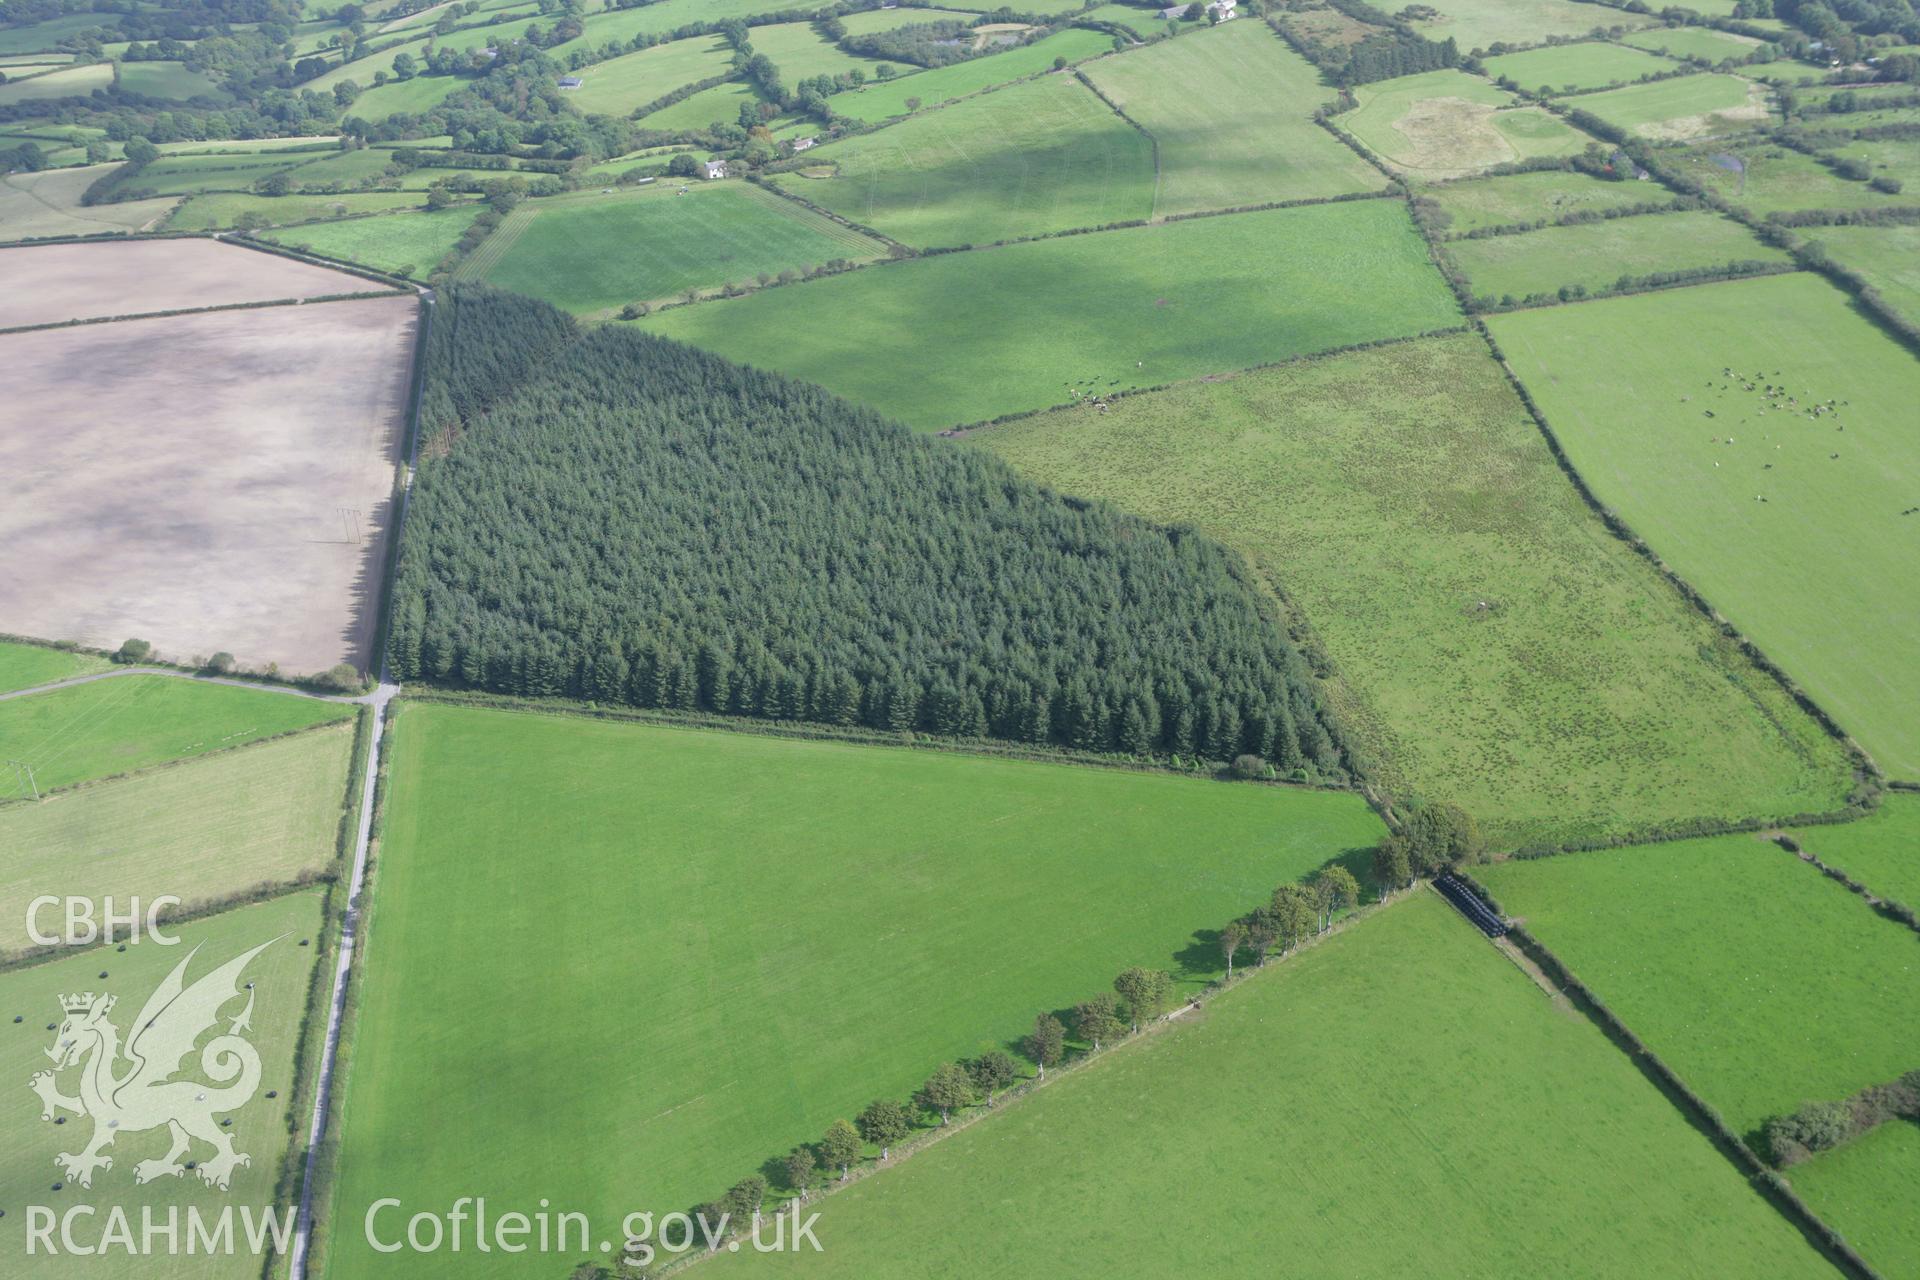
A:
[1173,929,1224,982]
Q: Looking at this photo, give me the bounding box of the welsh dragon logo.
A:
[29,939,278,1192]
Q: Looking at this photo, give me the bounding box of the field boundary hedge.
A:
[633,883,1408,1278]
[1391,179,1877,852]
[0,714,357,815]
[1770,834,1920,934]
[946,323,1466,435]
[0,872,335,975]
[1462,883,1886,1280]
[397,687,1364,795]
[1479,314,1877,822]
[1073,65,1161,209]
[0,286,405,338]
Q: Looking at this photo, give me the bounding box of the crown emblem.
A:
[59,992,107,1014]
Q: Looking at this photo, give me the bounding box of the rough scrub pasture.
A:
[1489,272,1920,778]
[1478,835,1920,1138]
[644,200,1460,429]
[1340,69,1590,180]
[1669,137,1913,218]
[0,675,351,794]
[0,294,417,677]
[318,702,1385,1277]
[0,238,387,329]
[0,719,355,952]
[1445,209,1790,303]
[1078,20,1385,215]
[0,891,326,1280]
[768,75,1155,249]
[696,894,1838,1279]
[469,184,885,314]
[979,333,1852,848]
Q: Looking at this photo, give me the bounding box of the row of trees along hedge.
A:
[390,286,1348,772]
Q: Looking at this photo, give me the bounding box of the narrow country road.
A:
[287,677,397,1280]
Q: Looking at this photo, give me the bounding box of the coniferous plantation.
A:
[389,287,1345,773]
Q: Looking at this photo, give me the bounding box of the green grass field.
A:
[320,701,1384,1277]
[751,21,895,82]
[473,183,884,314]
[107,151,311,197]
[329,73,463,120]
[0,12,110,54]
[116,60,228,101]
[0,676,352,795]
[1426,167,1674,232]
[0,61,111,104]
[0,889,326,1280]
[1786,795,1920,912]
[698,893,1836,1279]
[1809,222,1920,332]
[1082,21,1382,215]
[645,199,1459,429]
[1479,835,1920,1137]
[1489,272,1920,778]
[0,720,353,952]
[1572,72,1769,138]
[770,74,1153,248]
[1447,209,1789,301]
[635,78,763,131]
[825,29,1116,122]
[162,190,426,231]
[1789,1119,1920,1280]
[564,34,735,115]
[264,204,479,277]
[1409,0,1641,51]
[1620,25,1764,63]
[980,334,1851,847]
[836,6,977,35]
[545,0,813,58]
[0,642,108,695]
[1481,40,1677,92]
[0,163,178,239]
[1344,69,1589,179]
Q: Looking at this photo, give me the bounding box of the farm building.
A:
[1160,3,1188,16]
[558,75,583,89]
[792,137,817,151]
[704,159,727,179]
[1209,0,1237,16]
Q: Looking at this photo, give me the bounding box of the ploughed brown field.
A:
[0,283,417,677]
[0,237,392,329]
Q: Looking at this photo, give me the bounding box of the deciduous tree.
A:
[916,1062,974,1125]
[857,1099,910,1160]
